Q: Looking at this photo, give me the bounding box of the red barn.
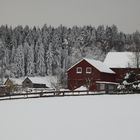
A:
[104,52,140,83]
[67,58,117,91]
[111,68,140,83]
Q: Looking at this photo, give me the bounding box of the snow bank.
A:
[0,95,140,140]
[74,86,88,91]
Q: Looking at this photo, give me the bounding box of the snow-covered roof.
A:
[84,58,115,74]
[4,78,24,85]
[4,76,57,87]
[68,58,115,74]
[96,81,119,84]
[104,52,136,68]
[26,76,57,87]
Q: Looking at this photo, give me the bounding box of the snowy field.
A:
[0,95,140,140]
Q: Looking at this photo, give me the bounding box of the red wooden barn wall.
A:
[111,68,140,82]
[67,59,116,91]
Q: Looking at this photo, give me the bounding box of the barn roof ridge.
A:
[67,57,115,74]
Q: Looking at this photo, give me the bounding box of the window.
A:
[108,84,115,90]
[99,83,105,90]
[76,67,82,74]
[86,67,92,74]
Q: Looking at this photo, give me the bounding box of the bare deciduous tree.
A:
[133,31,140,68]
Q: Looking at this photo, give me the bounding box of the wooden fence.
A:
[0,90,106,101]
[0,89,138,101]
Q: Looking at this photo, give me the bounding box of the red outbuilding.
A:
[67,58,117,91]
[104,52,140,83]
[111,68,140,83]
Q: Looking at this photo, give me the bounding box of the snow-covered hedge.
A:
[117,71,140,93]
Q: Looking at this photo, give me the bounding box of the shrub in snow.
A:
[117,71,140,93]
[117,85,125,90]
[123,80,129,85]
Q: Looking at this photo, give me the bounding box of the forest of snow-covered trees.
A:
[0,24,140,85]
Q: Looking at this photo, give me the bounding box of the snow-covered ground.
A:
[0,95,140,140]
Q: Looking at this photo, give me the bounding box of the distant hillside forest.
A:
[0,24,140,83]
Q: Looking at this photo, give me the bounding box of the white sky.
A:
[0,0,140,33]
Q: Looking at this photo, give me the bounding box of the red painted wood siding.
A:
[68,59,116,91]
[111,68,140,82]
[100,72,116,82]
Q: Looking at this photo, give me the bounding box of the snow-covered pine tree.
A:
[46,42,54,75]
[26,43,35,76]
[12,44,24,77]
[36,36,45,76]
[0,40,5,84]
[42,25,54,75]
[0,24,140,80]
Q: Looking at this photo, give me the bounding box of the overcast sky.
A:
[0,0,139,33]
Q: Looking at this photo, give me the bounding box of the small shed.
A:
[0,85,11,96]
[67,58,116,91]
[4,78,23,92]
[22,77,47,88]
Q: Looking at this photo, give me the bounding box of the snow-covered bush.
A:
[117,71,140,93]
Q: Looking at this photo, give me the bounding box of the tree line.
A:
[0,24,140,86]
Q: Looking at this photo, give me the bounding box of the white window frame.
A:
[99,83,105,90]
[86,67,92,74]
[76,67,82,74]
[108,84,115,90]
